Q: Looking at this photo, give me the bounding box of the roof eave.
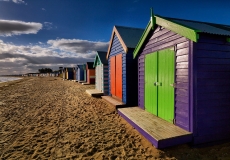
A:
[93,53,98,68]
[93,53,102,68]
[133,20,152,59]
[156,15,199,42]
[133,15,200,59]
[106,26,128,59]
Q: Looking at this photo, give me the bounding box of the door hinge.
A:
[170,83,176,88]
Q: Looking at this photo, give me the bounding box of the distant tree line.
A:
[38,68,53,73]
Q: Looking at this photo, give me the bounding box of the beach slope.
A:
[0,77,229,159]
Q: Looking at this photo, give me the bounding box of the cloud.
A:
[0,20,42,36]
[43,22,53,30]
[12,0,25,4]
[47,39,109,54]
[42,8,45,11]
[0,39,108,75]
[0,0,26,4]
[0,53,93,65]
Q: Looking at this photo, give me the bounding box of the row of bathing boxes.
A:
[62,13,230,148]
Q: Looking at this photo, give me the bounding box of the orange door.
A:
[115,54,122,99]
[110,56,116,95]
[87,69,90,83]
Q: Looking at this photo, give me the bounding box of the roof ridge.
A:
[160,15,230,27]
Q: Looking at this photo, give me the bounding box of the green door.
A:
[144,48,175,123]
[145,52,158,115]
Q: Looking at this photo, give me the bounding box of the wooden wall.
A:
[108,34,126,102]
[108,34,138,105]
[77,66,84,81]
[193,33,230,144]
[66,70,74,80]
[73,68,77,80]
[138,26,191,131]
[103,64,109,95]
[87,69,95,84]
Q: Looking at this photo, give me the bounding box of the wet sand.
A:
[0,77,229,160]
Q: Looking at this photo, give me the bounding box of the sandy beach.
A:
[0,77,229,160]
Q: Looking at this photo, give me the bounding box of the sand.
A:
[0,77,229,160]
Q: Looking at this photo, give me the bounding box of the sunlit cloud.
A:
[0,39,108,75]
[0,0,27,4]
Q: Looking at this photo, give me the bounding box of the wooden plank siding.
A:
[87,69,95,84]
[108,35,123,100]
[95,64,108,94]
[103,65,109,95]
[108,34,138,105]
[77,66,84,81]
[193,33,230,144]
[138,26,191,132]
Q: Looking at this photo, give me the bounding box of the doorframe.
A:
[144,47,176,123]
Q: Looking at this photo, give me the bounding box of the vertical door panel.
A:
[97,65,100,91]
[101,65,103,92]
[98,64,102,91]
[96,66,99,90]
[87,70,90,83]
[110,56,116,95]
[116,54,123,99]
[145,52,158,115]
[84,70,87,82]
[158,49,175,123]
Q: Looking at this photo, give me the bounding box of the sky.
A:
[0,0,230,75]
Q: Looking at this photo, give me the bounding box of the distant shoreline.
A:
[0,76,22,83]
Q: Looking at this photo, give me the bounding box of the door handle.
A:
[154,82,162,86]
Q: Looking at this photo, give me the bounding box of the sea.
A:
[0,76,22,83]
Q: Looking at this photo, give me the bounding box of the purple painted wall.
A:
[192,33,230,144]
[137,26,230,145]
[137,26,191,132]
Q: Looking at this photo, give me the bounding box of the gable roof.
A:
[93,51,107,67]
[106,25,144,59]
[133,14,230,58]
[165,17,230,36]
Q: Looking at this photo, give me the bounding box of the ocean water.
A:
[0,77,22,83]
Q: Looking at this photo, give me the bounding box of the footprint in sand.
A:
[0,101,5,105]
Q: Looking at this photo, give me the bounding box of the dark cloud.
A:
[0,52,93,65]
[0,20,42,36]
[47,39,109,54]
[0,61,25,68]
